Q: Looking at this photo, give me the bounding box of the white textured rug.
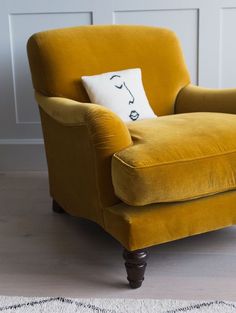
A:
[0,297,236,313]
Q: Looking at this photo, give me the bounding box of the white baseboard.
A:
[0,139,47,171]
[0,139,44,145]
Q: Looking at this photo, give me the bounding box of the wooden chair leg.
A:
[123,248,148,289]
[52,199,66,214]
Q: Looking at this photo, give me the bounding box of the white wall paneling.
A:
[0,0,235,170]
[114,9,199,84]
[219,7,236,88]
[9,12,92,124]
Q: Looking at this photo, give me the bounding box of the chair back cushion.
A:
[27,25,190,116]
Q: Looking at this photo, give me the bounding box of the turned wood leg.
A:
[123,248,148,289]
[52,199,66,214]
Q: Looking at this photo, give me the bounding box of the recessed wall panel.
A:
[114,9,198,84]
[220,8,236,88]
[9,12,92,123]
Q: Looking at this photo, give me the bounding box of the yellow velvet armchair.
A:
[27,25,236,288]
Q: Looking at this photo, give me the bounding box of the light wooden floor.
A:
[0,172,236,300]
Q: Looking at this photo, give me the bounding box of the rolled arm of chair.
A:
[35,92,132,152]
[175,84,236,114]
[35,92,132,224]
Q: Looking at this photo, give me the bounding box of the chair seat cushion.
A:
[112,112,236,206]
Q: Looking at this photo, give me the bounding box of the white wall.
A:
[0,0,236,170]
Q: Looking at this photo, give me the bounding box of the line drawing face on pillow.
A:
[110,74,140,121]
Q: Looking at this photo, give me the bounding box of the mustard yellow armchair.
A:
[27,25,236,289]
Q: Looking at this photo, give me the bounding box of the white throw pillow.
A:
[81,68,157,122]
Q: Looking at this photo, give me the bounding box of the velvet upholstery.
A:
[27,25,190,116]
[36,93,132,226]
[112,112,236,205]
[27,25,236,251]
[176,84,236,114]
[104,190,236,250]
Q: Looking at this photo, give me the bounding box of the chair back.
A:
[27,25,190,116]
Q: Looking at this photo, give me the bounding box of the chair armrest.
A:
[175,84,236,114]
[35,92,132,152]
[35,92,132,225]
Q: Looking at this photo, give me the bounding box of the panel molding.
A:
[218,7,236,88]
[8,11,93,125]
[113,8,199,85]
